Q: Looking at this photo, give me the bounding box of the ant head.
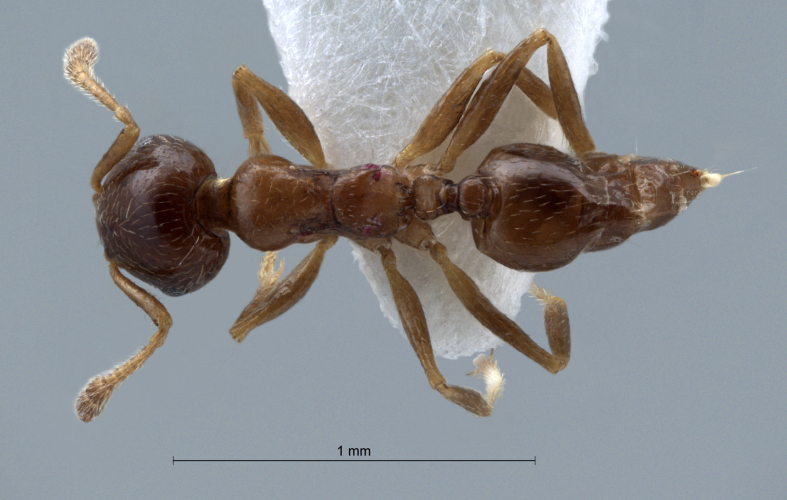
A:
[96,136,230,296]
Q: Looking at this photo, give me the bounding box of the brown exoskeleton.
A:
[64,29,729,422]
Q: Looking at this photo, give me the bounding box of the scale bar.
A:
[173,457,535,464]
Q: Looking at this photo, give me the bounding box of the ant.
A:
[64,29,729,422]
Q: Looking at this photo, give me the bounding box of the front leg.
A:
[230,236,337,342]
[358,239,503,417]
[232,66,327,169]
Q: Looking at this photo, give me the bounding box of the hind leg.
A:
[393,47,563,171]
[396,219,571,374]
[436,28,596,173]
[393,49,505,170]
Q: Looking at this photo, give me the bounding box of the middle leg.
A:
[358,239,503,417]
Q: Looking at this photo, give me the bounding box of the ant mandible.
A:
[64,29,728,422]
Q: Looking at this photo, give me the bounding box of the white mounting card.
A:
[262,0,609,358]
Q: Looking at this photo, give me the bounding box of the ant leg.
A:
[230,236,338,342]
[437,28,595,174]
[429,241,569,373]
[434,31,551,174]
[232,66,327,169]
[393,46,562,171]
[529,282,571,367]
[397,220,569,374]
[494,47,609,129]
[76,261,172,422]
[393,50,504,169]
[542,30,596,157]
[512,64,558,120]
[358,239,503,417]
[232,69,271,157]
[64,38,139,195]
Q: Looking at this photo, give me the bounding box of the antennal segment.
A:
[64,38,120,113]
[63,37,139,193]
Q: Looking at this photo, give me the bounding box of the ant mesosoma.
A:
[65,29,728,422]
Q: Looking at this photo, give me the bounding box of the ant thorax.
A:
[331,164,414,239]
[196,160,415,250]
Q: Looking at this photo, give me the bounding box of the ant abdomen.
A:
[94,135,230,296]
[470,144,609,272]
[469,145,712,273]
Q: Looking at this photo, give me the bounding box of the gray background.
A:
[2,1,785,498]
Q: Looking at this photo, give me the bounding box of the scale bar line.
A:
[173,457,536,464]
